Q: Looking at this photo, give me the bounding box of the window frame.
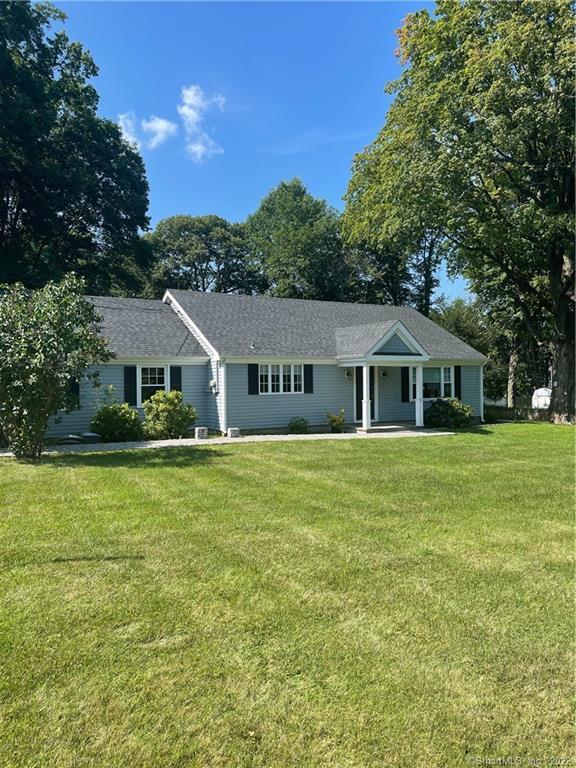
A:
[137,365,169,407]
[410,366,455,401]
[257,363,305,395]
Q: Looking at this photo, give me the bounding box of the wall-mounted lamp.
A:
[380,369,388,379]
[344,370,353,380]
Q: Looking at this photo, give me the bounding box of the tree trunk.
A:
[549,301,575,423]
[507,347,518,408]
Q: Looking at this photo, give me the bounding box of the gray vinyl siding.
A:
[226,364,354,429]
[460,364,482,416]
[47,363,210,438]
[375,334,414,355]
[376,366,416,422]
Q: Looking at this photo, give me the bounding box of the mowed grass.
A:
[0,424,573,768]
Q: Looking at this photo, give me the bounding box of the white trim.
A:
[220,362,227,433]
[409,365,455,402]
[362,363,371,430]
[112,357,209,366]
[163,291,220,360]
[257,362,305,395]
[415,365,424,427]
[480,364,485,422]
[137,364,169,408]
[365,320,429,358]
[225,356,334,365]
[337,357,483,367]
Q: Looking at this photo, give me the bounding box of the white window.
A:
[140,366,168,405]
[257,363,304,395]
[411,366,454,400]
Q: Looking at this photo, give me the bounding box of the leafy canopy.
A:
[0,274,110,458]
[0,1,150,294]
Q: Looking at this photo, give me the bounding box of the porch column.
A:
[362,363,371,430]
[415,364,424,427]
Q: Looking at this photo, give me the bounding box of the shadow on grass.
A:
[38,446,228,469]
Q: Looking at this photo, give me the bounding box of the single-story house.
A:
[48,289,487,437]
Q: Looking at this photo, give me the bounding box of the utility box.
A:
[227,427,241,438]
[194,427,208,439]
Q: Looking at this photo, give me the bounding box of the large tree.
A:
[344,0,574,422]
[0,1,149,294]
[146,215,264,295]
[246,179,348,301]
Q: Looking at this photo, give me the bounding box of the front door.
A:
[355,366,375,422]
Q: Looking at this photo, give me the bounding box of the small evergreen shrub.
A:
[326,409,346,433]
[424,397,474,428]
[91,402,143,442]
[143,390,197,440]
[288,416,309,434]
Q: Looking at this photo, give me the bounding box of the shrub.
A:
[0,275,109,459]
[326,408,346,433]
[288,416,309,434]
[424,397,475,428]
[143,390,197,440]
[91,402,143,443]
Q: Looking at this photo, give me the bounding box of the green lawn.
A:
[0,424,573,767]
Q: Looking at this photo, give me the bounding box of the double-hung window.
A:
[411,366,454,400]
[258,363,303,394]
[140,366,167,404]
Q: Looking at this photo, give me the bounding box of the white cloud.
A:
[141,115,178,149]
[118,112,141,150]
[177,84,225,162]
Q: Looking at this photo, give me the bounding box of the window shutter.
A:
[170,366,182,392]
[248,363,259,395]
[454,366,462,399]
[401,367,410,402]
[67,377,80,408]
[124,366,137,406]
[304,364,313,394]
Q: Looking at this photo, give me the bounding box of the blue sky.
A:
[59,1,467,299]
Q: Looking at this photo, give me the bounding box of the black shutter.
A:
[124,366,137,406]
[248,363,259,395]
[454,366,462,399]
[170,366,182,392]
[304,364,313,394]
[401,367,410,402]
[67,377,80,408]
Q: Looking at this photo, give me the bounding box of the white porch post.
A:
[415,364,424,427]
[362,363,371,430]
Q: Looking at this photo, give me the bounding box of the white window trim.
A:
[137,364,169,407]
[258,363,304,395]
[410,365,454,402]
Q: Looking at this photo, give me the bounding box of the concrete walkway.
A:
[1,427,454,457]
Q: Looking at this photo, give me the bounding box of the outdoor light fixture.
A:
[344,370,353,379]
[381,369,388,379]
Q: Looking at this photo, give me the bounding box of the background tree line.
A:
[1,1,572,416]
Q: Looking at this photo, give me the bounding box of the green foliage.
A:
[246,178,348,300]
[288,416,309,434]
[91,402,143,443]
[146,215,265,296]
[345,0,574,419]
[143,390,197,440]
[0,1,149,294]
[0,274,110,458]
[326,409,346,433]
[424,398,475,429]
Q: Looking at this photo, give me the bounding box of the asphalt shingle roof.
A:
[166,290,487,361]
[87,296,206,358]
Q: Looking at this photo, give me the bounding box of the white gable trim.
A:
[366,320,429,358]
[163,290,220,360]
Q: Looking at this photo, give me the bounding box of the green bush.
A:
[424,397,475,428]
[143,390,197,440]
[288,416,309,434]
[326,409,346,433]
[91,402,143,443]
